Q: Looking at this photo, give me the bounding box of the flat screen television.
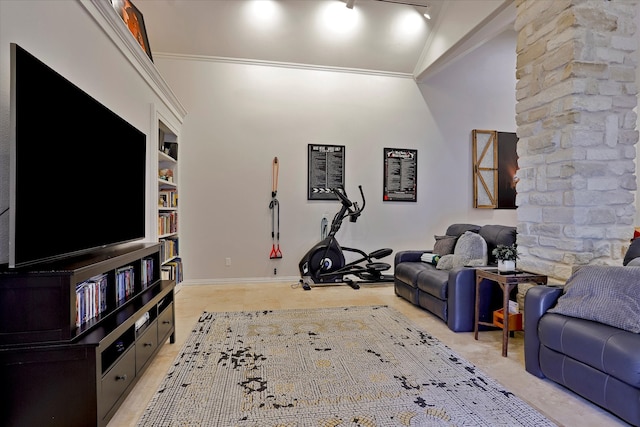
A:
[9,43,147,268]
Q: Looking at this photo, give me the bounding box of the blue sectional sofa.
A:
[525,265,640,426]
[394,223,517,332]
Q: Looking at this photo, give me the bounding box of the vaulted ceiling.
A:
[134,0,515,81]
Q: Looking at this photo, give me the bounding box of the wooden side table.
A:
[474,269,548,357]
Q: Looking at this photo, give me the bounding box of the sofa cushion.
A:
[416,267,449,299]
[548,265,640,333]
[394,262,432,289]
[539,313,640,388]
[433,235,457,255]
[479,225,516,264]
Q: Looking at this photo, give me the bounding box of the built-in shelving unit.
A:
[0,2,187,426]
[0,243,175,427]
[158,119,183,286]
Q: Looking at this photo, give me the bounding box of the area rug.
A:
[137,305,556,426]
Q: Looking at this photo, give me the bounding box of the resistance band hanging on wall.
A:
[269,157,282,259]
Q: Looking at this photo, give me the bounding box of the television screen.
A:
[9,43,146,268]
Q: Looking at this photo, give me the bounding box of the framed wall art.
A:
[111,0,153,62]
[383,148,417,202]
[472,130,518,209]
[307,144,345,200]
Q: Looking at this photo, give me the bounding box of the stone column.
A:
[514,0,639,281]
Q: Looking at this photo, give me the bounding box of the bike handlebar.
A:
[357,185,366,213]
[326,185,366,236]
[332,185,365,217]
[333,186,353,208]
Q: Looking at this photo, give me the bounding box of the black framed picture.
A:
[111,0,153,62]
[383,148,417,202]
[472,130,517,209]
[307,144,345,200]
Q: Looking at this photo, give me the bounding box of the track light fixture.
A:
[372,0,430,7]
[348,0,432,20]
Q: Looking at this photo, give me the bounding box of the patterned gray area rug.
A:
[137,305,556,426]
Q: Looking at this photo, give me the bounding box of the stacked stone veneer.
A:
[514,0,639,281]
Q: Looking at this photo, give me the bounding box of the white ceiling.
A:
[135,0,447,75]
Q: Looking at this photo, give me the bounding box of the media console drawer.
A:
[136,320,158,374]
[101,346,136,419]
[158,302,174,343]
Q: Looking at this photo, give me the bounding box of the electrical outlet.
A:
[225,257,231,266]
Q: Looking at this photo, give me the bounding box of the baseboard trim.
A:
[181,276,302,286]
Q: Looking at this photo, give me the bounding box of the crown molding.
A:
[154,52,416,80]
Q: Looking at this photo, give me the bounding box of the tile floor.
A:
[107,282,628,427]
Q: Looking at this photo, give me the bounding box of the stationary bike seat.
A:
[366,262,391,272]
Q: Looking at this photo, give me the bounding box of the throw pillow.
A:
[436,254,455,270]
[453,231,488,266]
[436,232,487,270]
[433,235,457,256]
[548,265,640,333]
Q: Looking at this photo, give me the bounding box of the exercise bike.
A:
[298,185,393,290]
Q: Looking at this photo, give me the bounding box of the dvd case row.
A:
[75,257,156,329]
[75,273,108,327]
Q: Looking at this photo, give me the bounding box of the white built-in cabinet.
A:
[157,119,183,285]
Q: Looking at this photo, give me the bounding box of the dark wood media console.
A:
[0,242,175,427]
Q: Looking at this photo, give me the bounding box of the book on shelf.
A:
[158,212,178,235]
[160,237,179,263]
[161,257,183,284]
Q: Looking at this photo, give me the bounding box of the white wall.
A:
[155,27,518,283]
[418,29,519,226]
[415,0,509,77]
[0,0,181,264]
